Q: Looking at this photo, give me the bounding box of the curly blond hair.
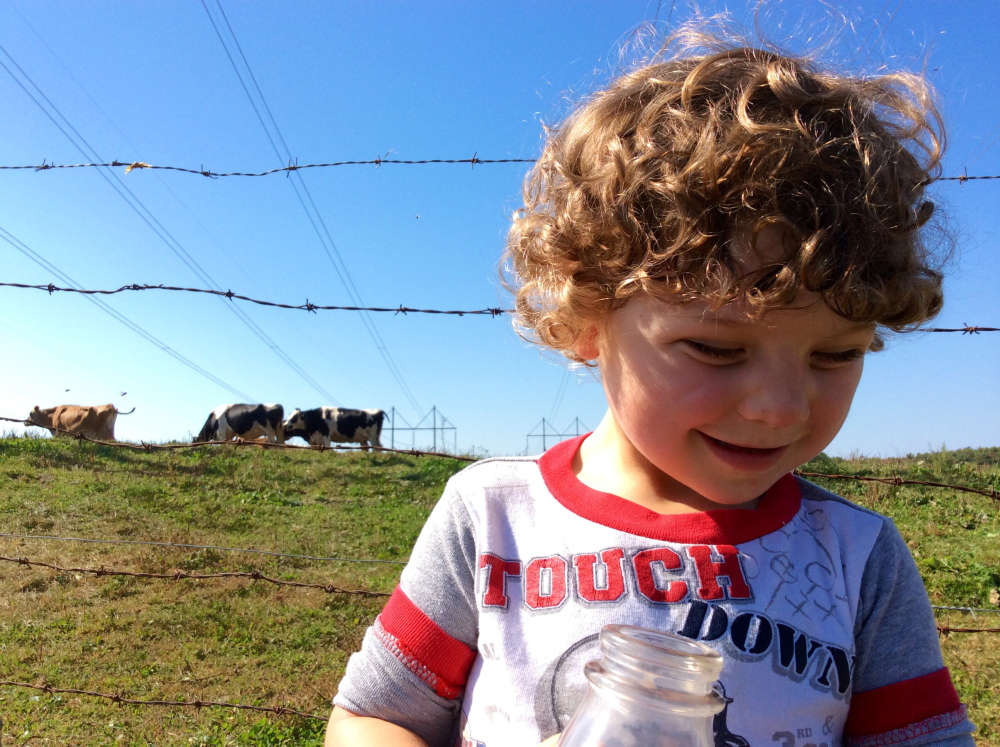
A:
[503,27,946,362]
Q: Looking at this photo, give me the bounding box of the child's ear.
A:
[574,325,601,362]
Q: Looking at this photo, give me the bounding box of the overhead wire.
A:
[5,6,368,401]
[0,225,253,401]
[202,0,422,414]
[857,0,906,70]
[0,42,339,404]
[853,0,893,64]
[548,367,571,424]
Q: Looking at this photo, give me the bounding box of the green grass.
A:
[0,438,996,744]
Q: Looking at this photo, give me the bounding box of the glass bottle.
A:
[557,624,726,747]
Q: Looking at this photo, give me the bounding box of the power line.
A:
[0,226,253,401]
[0,42,339,405]
[210,0,421,413]
[858,0,906,70]
[854,0,893,65]
[202,0,422,414]
[1,8,360,392]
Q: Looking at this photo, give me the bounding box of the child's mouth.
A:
[699,433,788,469]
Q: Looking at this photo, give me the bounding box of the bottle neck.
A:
[585,625,726,716]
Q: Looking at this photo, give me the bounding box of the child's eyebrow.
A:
[694,313,876,336]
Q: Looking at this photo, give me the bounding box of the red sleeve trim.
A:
[846,667,963,737]
[846,706,968,747]
[373,586,477,699]
[538,434,801,544]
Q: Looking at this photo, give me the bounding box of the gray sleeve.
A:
[851,518,976,745]
[333,628,462,747]
[332,477,479,747]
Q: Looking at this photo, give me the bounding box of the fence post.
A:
[432,406,437,452]
[390,407,395,450]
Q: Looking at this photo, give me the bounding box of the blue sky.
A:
[0,1,997,457]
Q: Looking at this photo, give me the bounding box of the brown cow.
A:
[26,404,135,441]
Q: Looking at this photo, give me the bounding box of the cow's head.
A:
[282,408,308,442]
[26,406,52,427]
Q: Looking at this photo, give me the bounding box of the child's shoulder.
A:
[446,453,545,488]
[793,474,900,544]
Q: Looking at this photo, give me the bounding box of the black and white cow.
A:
[194,403,285,443]
[283,407,385,450]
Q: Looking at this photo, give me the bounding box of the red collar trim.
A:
[538,434,801,545]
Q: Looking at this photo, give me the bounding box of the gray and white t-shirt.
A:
[334,435,976,747]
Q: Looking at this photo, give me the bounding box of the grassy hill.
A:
[0,437,996,745]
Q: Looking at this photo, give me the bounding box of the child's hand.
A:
[538,735,561,746]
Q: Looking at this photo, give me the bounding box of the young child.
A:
[325,29,976,747]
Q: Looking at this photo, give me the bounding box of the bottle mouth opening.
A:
[594,625,725,700]
[585,663,727,716]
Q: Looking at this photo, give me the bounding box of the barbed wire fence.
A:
[2,282,996,333]
[1,157,998,182]
[1,428,997,730]
[2,154,998,737]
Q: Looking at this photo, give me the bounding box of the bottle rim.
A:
[601,625,723,680]
[583,624,727,716]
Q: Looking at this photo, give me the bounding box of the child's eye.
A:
[813,349,865,365]
[682,340,744,360]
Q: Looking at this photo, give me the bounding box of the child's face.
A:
[579,291,876,508]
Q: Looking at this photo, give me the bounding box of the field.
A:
[0,436,996,745]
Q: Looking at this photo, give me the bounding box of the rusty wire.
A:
[1,415,476,462]
[923,325,1000,333]
[0,680,325,721]
[0,158,997,182]
[0,155,534,177]
[938,626,1000,634]
[0,281,511,316]
[937,174,1000,183]
[932,604,1000,615]
[0,531,408,565]
[0,554,390,596]
[3,283,997,331]
[794,470,1000,502]
[9,552,997,619]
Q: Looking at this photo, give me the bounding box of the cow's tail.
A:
[116,407,136,416]
[194,415,216,443]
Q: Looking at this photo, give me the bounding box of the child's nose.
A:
[737,371,810,429]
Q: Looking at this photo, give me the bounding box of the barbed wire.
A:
[1,415,476,462]
[2,283,996,331]
[0,680,325,721]
[931,605,1000,615]
[1,158,997,182]
[937,626,1000,634]
[0,532,408,565]
[793,470,1000,502]
[10,546,997,617]
[0,155,534,178]
[0,281,511,317]
[0,554,390,596]
[937,174,1000,183]
[924,326,1000,333]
